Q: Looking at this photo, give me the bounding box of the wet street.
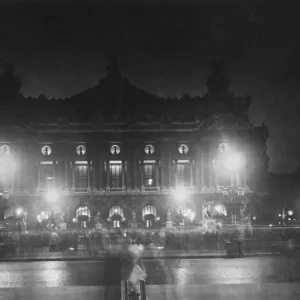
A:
[1,257,300,299]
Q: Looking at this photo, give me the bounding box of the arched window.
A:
[76,205,91,219]
[214,204,227,216]
[142,205,157,227]
[142,205,157,220]
[108,205,124,218]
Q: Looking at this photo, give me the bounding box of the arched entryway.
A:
[108,205,124,228]
[4,205,28,231]
[142,205,157,228]
[75,205,91,229]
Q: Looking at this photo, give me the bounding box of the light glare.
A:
[46,190,60,202]
[224,153,243,171]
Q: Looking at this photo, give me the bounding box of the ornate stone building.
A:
[0,60,268,231]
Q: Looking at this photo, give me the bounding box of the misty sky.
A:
[1,1,300,174]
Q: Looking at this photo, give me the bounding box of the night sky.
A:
[1,0,300,174]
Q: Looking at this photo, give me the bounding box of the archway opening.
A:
[76,205,91,229]
[142,205,157,228]
[108,205,124,228]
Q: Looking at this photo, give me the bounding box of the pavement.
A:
[0,248,278,262]
[1,257,300,299]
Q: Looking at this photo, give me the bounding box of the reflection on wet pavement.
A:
[0,257,300,288]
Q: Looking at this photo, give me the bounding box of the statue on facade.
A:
[166,209,171,222]
[132,210,136,222]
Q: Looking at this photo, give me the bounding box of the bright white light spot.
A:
[215,205,222,214]
[253,216,256,220]
[16,208,23,216]
[278,214,282,217]
[224,153,243,171]
[174,186,187,201]
[269,224,272,227]
[156,216,160,221]
[46,190,60,202]
[0,156,16,174]
[72,218,76,223]
[288,210,293,216]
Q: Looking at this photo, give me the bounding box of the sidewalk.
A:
[0,248,277,262]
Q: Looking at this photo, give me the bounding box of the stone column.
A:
[37,164,41,191]
[99,157,104,190]
[71,162,76,191]
[106,161,110,189]
[64,156,69,190]
[160,152,165,189]
[122,161,125,189]
[126,156,133,191]
[208,150,213,187]
[87,161,91,192]
[133,149,139,191]
[92,160,97,190]
[140,161,144,191]
[155,161,159,189]
[200,148,204,188]
[53,162,56,189]
[190,160,194,188]
[168,152,172,188]
[174,160,178,188]
[194,142,204,192]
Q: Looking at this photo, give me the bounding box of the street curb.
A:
[0,253,279,262]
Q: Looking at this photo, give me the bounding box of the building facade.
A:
[0,61,269,231]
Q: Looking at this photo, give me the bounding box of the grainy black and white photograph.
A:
[0,0,300,299]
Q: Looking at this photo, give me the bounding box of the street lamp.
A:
[173,186,188,226]
[288,210,293,216]
[46,189,60,202]
[224,153,243,172]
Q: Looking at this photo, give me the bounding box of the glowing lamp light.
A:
[0,156,16,174]
[215,205,222,214]
[269,224,273,227]
[224,153,243,171]
[174,186,187,201]
[253,216,256,220]
[46,190,60,202]
[16,208,23,216]
[72,218,76,223]
[288,210,293,216]
[278,214,282,217]
[156,216,160,221]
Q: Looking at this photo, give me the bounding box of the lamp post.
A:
[45,189,61,230]
[173,186,187,226]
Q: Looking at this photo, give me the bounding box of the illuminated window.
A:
[142,205,157,220]
[0,144,10,155]
[76,205,91,219]
[39,162,54,190]
[109,161,122,188]
[178,144,188,154]
[110,144,120,155]
[144,144,155,155]
[41,145,52,156]
[146,219,153,228]
[76,145,86,155]
[109,205,124,218]
[75,162,88,188]
[176,160,190,187]
[143,161,156,187]
[113,220,120,228]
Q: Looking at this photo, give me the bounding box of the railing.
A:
[121,280,147,300]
